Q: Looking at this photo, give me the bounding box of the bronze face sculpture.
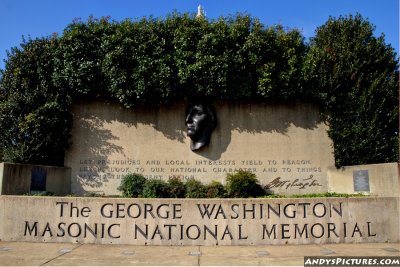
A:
[185,102,217,151]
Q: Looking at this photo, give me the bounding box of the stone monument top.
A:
[196,5,205,18]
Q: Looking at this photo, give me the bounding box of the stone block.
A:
[65,101,335,196]
[0,163,71,196]
[0,196,398,246]
[327,163,400,197]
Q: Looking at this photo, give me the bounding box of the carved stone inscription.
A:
[7,197,391,245]
[24,201,376,241]
[76,158,324,192]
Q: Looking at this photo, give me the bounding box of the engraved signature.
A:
[265,175,322,190]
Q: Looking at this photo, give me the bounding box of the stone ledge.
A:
[0,196,398,246]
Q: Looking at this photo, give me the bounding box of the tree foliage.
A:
[305,14,399,167]
[0,13,398,167]
[0,37,72,165]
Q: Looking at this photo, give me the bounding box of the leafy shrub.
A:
[167,177,186,198]
[185,178,206,198]
[226,170,265,198]
[205,180,226,198]
[142,179,170,198]
[118,173,147,197]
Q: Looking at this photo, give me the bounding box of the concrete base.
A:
[1,196,398,246]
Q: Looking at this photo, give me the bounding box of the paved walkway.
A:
[0,242,399,266]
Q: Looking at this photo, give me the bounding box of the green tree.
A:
[53,16,113,99]
[305,14,399,167]
[0,37,72,165]
[101,16,176,107]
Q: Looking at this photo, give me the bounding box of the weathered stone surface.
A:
[65,101,334,196]
[0,196,398,245]
[0,163,70,196]
[328,163,400,197]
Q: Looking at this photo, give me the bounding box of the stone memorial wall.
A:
[0,196,398,245]
[0,163,71,196]
[65,101,335,196]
